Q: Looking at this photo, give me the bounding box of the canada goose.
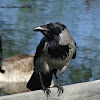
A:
[0,54,34,94]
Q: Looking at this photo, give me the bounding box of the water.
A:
[0,0,100,96]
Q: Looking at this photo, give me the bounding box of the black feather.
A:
[27,70,55,91]
[48,42,71,60]
[34,37,48,65]
[72,42,77,59]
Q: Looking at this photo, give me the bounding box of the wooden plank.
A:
[0,80,100,100]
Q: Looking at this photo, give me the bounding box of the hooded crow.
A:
[27,22,76,97]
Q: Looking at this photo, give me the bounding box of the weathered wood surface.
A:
[0,80,100,100]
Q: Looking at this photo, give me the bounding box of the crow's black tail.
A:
[27,71,53,91]
[27,71,41,91]
[0,35,5,73]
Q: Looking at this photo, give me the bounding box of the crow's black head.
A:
[34,22,66,40]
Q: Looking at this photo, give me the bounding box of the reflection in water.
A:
[0,0,100,96]
[86,0,90,6]
[69,64,92,83]
[85,0,97,9]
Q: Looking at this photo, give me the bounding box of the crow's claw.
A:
[57,83,64,96]
[42,87,51,98]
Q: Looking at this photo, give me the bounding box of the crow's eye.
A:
[47,24,53,29]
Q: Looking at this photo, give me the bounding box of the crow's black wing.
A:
[34,37,48,65]
[27,37,53,91]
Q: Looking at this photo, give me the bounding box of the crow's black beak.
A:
[33,25,48,32]
[33,26,43,31]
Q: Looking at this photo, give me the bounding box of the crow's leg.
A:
[39,72,51,98]
[54,70,64,96]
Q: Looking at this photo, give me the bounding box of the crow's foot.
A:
[42,87,51,98]
[56,83,64,96]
